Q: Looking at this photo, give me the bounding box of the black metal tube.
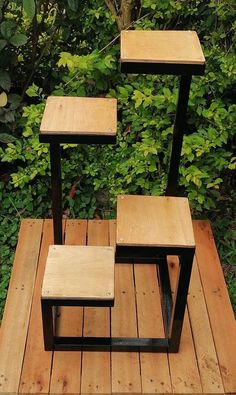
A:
[166,75,192,196]
[41,301,54,351]
[168,249,195,352]
[50,143,63,244]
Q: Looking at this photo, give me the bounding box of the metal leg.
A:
[168,249,195,352]
[166,75,192,196]
[50,143,63,244]
[158,257,173,337]
[41,301,54,351]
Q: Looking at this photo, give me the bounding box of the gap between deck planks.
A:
[0,219,235,395]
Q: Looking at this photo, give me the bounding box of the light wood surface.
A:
[0,220,43,394]
[110,220,142,395]
[42,244,115,301]
[50,220,87,395]
[111,264,141,394]
[19,219,56,394]
[193,221,236,394]
[121,30,205,65]
[1,218,235,395]
[188,256,224,394]
[134,263,172,394]
[117,195,195,248]
[81,220,111,394]
[167,256,202,394]
[40,96,117,135]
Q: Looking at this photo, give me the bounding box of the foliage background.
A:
[0,0,235,320]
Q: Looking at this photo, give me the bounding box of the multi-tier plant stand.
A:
[39,30,205,353]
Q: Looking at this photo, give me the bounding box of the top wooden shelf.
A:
[120,30,205,75]
[39,96,117,144]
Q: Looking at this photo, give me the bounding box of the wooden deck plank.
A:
[109,220,142,395]
[80,220,111,394]
[134,264,172,394]
[193,221,236,395]
[0,219,43,394]
[188,257,225,394]
[168,256,203,394]
[19,220,56,394]
[50,220,87,394]
[0,218,235,395]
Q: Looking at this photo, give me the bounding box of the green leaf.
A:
[8,94,21,110]
[0,39,7,50]
[0,21,15,39]
[0,133,17,143]
[67,0,78,12]
[9,34,28,47]
[23,0,36,20]
[0,91,7,107]
[0,70,11,91]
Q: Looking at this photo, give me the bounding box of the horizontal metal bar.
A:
[39,134,116,144]
[115,245,194,263]
[54,336,169,352]
[42,298,114,307]
[120,61,205,75]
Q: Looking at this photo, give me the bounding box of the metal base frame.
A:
[41,248,194,353]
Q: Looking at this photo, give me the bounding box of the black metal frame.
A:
[41,247,194,352]
[40,40,203,353]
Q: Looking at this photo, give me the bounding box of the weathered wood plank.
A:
[0,219,43,394]
[81,220,111,394]
[188,257,224,394]
[193,220,236,394]
[50,220,87,394]
[109,221,142,395]
[19,220,56,394]
[134,263,172,394]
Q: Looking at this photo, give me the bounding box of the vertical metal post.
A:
[168,249,194,352]
[50,143,63,244]
[166,75,192,196]
[41,301,54,351]
[158,257,173,337]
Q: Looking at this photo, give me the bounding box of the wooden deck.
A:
[0,219,235,395]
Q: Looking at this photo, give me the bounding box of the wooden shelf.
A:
[42,245,115,303]
[116,195,195,248]
[39,96,117,143]
[120,30,205,75]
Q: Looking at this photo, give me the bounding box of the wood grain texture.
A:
[50,220,87,394]
[42,244,115,301]
[1,219,235,395]
[168,256,202,394]
[188,257,224,394]
[40,96,117,135]
[117,195,195,248]
[19,220,56,394]
[109,221,142,395]
[121,30,205,65]
[134,263,172,394]
[193,221,236,394]
[81,220,111,394]
[0,219,43,394]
